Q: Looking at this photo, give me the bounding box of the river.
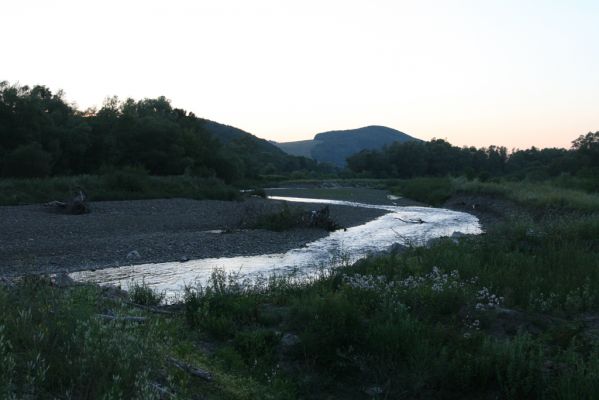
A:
[69,192,481,300]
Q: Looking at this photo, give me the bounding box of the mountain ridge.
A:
[275,125,419,166]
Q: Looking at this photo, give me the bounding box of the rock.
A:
[179,256,189,263]
[51,273,75,288]
[364,386,384,396]
[281,333,301,347]
[388,243,408,254]
[127,250,141,260]
[0,276,15,288]
[102,284,129,300]
[451,231,466,239]
[450,231,467,244]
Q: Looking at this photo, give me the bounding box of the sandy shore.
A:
[0,196,390,276]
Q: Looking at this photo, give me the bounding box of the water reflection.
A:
[70,196,481,299]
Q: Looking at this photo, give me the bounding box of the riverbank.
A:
[0,196,390,276]
[3,195,599,399]
[3,181,599,399]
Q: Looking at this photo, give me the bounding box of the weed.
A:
[129,280,165,306]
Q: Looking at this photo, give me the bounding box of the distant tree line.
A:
[347,134,599,183]
[0,82,329,181]
[3,81,597,185]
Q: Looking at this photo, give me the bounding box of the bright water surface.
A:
[70,195,481,299]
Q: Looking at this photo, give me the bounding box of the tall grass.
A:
[0,277,166,399]
[389,176,599,211]
[455,179,599,211]
[0,169,239,205]
[390,177,454,205]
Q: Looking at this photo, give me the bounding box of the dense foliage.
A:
[0,82,327,182]
[347,134,599,185]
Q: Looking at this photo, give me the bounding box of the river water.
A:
[69,195,481,299]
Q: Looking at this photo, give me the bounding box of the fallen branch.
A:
[395,217,425,224]
[168,356,213,381]
[96,314,147,323]
[125,301,176,315]
[151,382,175,399]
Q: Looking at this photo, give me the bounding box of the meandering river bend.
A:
[70,193,481,299]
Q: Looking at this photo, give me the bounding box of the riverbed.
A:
[69,188,481,299]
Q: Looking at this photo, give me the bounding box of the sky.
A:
[4,0,599,149]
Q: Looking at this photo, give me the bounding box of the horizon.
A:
[5,0,599,150]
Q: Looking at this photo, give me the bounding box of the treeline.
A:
[0,82,328,181]
[347,134,599,183]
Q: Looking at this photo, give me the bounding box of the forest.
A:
[347,133,599,185]
[0,82,327,183]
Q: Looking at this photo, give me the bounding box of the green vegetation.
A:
[0,278,168,399]
[177,206,599,399]
[0,81,331,185]
[250,203,306,232]
[347,132,599,184]
[130,280,165,307]
[4,199,599,398]
[391,177,455,205]
[389,176,599,211]
[0,170,240,205]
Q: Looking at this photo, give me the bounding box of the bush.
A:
[2,144,52,178]
[129,281,164,306]
[101,166,150,192]
[391,177,454,205]
[252,203,304,231]
[0,277,164,398]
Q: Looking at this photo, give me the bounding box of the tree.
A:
[572,132,599,167]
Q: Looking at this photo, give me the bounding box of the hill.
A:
[275,125,418,166]
[200,120,326,176]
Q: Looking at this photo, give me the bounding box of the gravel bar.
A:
[0,197,388,276]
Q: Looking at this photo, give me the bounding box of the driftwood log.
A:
[44,188,89,214]
[395,216,425,224]
[168,357,213,381]
[96,314,147,324]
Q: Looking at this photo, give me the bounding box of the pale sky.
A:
[4,0,599,149]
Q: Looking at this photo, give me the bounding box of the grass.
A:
[455,178,599,211]
[250,203,306,232]
[0,168,240,206]
[129,280,165,306]
[181,209,599,398]
[390,177,455,206]
[389,176,599,211]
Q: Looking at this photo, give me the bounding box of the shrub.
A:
[2,144,52,178]
[391,177,454,205]
[252,203,304,231]
[0,277,164,398]
[101,166,149,192]
[129,280,164,306]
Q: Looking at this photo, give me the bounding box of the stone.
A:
[364,386,384,396]
[52,273,75,288]
[281,333,301,347]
